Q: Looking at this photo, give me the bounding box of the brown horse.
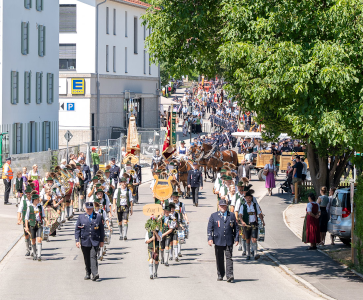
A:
[178,158,195,198]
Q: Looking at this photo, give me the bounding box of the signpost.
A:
[64,130,73,163]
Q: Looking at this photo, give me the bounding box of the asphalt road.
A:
[0,179,320,300]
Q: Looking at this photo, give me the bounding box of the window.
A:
[113,9,116,35]
[143,50,146,74]
[43,121,50,151]
[113,46,116,72]
[15,123,23,154]
[24,71,31,104]
[36,72,43,104]
[149,53,151,75]
[144,25,146,40]
[125,47,128,73]
[11,71,19,104]
[38,25,46,57]
[106,45,109,72]
[125,11,128,37]
[24,0,32,9]
[21,22,29,55]
[36,0,43,11]
[47,73,54,103]
[59,44,76,70]
[59,4,76,33]
[29,122,36,153]
[106,7,109,34]
[134,17,138,54]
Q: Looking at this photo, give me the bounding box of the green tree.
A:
[143,0,363,192]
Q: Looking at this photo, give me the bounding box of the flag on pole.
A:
[126,114,140,155]
[162,112,176,160]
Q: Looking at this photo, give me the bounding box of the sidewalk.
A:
[0,198,23,262]
[260,193,363,300]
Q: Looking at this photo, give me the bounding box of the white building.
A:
[58,0,160,147]
[0,0,59,156]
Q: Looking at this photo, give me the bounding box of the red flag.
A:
[162,113,176,160]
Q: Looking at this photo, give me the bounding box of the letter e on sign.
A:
[71,78,85,95]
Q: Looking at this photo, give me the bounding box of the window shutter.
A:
[27,23,29,54]
[21,22,24,54]
[24,72,27,103]
[35,122,38,152]
[11,71,13,104]
[38,25,41,56]
[12,124,16,155]
[28,123,31,153]
[20,123,23,154]
[42,121,46,151]
[29,71,31,103]
[16,72,19,103]
[43,26,46,56]
[49,122,52,150]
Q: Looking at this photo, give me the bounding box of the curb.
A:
[0,233,24,263]
[258,244,336,300]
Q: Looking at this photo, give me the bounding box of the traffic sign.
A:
[64,130,73,142]
[67,103,75,111]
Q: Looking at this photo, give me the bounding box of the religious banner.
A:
[162,111,176,160]
[126,114,140,156]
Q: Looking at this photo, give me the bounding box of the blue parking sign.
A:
[67,103,75,111]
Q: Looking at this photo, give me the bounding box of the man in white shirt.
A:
[113,177,133,240]
[238,192,265,261]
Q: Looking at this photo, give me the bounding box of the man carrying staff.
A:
[207,199,239,283]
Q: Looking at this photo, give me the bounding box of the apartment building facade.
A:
[0,0,59,156]
[58,0,160,146]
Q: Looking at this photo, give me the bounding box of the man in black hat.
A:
[187,162,203,207]
[207,199,239,283]
[75,202,105,281]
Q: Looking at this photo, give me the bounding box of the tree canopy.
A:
[143,0,363,190]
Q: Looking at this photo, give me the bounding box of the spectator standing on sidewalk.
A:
[301,157,308,181]
[2,157,13,205]
[302,193,321,250]
[328,187,337,245]
[91,147,102,176]
[291,156,303,195]
[317,186,330,246]
[264,159,276,196]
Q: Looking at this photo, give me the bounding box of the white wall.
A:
[59,0,158,77]
[1,0,60,152]
[59,0,96,73]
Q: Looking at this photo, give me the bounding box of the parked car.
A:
[327,188,354,245]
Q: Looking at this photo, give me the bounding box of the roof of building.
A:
[113,0,151,9]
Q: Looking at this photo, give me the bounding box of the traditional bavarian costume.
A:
[17,185,33,256]
[160,205,176,267]
[94,193,109,260]
[113,178,133,240]
[169,203,180,262]
[25,194,45,261]
[239,197,262,260]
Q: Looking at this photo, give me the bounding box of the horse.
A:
[178,158,195,198]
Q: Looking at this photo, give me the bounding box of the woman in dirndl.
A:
[317,186,330,245]
[264,159,276,196]
[28,164,40,194]
[302,193,321,250]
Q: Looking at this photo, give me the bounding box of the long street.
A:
[0,179,320,300]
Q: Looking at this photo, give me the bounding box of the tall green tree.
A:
[143,0,363,192]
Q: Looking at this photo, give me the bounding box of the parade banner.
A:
[126,114,140,156]
[162,111,176,160]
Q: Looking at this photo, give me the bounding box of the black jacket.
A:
[207,211,239,246]
[187,169,203,188]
